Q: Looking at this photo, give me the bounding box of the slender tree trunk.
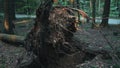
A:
[91,0,96,28]
[90,0,92,12]
[100,0,111,27]
[4,0,15,34]
[9,0,16,20]
[89,0,93,16]
[76,1,79,10]
[76,0,80,22]
[99,0,101,10]
[98,0,101,15]
[116,0,120,17]
[73,0,75,7]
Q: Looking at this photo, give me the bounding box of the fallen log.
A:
[0,33,25,45]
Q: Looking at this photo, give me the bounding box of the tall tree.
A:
[116,0,120,17]
[91,0,96,28]
[76,0,80,22]
[100,0,111,27]
[72,0,75,7]
[4,0,15,34]
[10,0,16,20]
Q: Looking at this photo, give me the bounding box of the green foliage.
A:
[113,65,120,68]
[0,0,119,18]
[0,0,4,13]
[0,0,39,14]
[16,0,38,14]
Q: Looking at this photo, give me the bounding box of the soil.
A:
[74,23,120,68]
[75,23,120,52]
[0,19,120,68]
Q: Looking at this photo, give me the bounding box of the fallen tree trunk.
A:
[0,33,24,45]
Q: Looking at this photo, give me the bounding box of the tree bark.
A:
[100,0,111,27]
[91,0,96,28]
[116,0,120,17]
[76,0,80,23]
[9,0,16,20]
[4,0,15,34]
[72,0,75,7]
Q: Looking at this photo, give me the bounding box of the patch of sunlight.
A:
[4,20,9,30]
[15,20,32,24]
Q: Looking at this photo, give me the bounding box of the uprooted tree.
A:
[0,0,119,68]
[23,0,117,67]
[22,0,89,68]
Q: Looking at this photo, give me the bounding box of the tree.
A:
[96,0,101,16]
[4,0,15,34]
[23,0,80,67]
[76,0,80,22]
[72,0,75,7]
[100,0,111,27]
[10,0,16,20]
[116,0,120,17]
[91,0,96,28]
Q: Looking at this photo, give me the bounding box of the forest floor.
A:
[0,19,120,68]
[74,23,120,68]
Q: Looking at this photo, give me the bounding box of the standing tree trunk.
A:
[73,0,75,7]
[98,0,101,15]
[116,0,120,17]
[76,0,80,22]
[91,0,96,28]
[10,0,16,20]
[100,0,111,27]
[90,0,92,15]
[4,0,15,34]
